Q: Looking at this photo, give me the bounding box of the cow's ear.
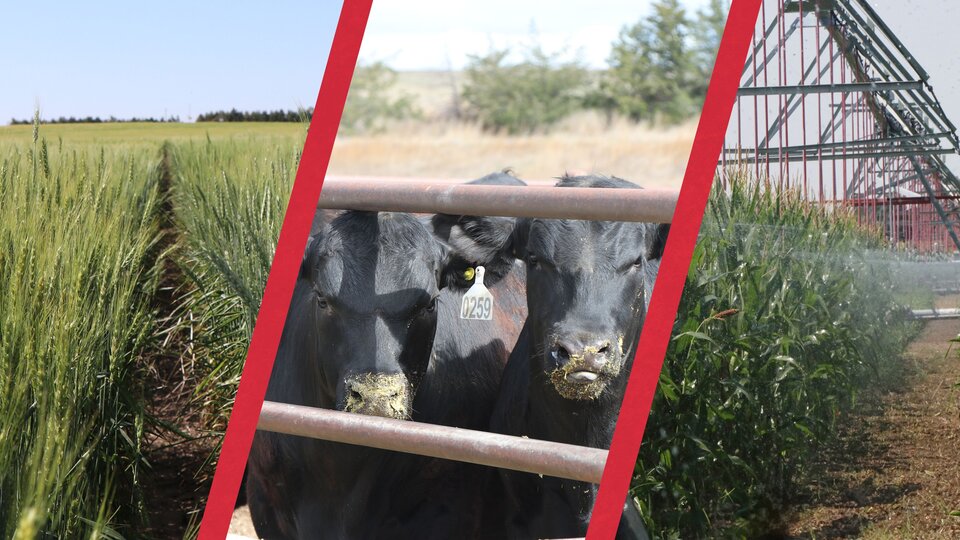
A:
[302,210,337,280]
[508,217,531,260]
[432,213,524,291]
[430,213,521,267]
[645,223,670,261]
[435,240,453,291]
[300,233,320,280]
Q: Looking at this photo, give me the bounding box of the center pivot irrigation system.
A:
[722,0,960,253]
[257,177,678,490]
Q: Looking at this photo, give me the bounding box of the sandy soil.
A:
[780,315,960,539]
[229,505,258,539]
[934,293,960,310]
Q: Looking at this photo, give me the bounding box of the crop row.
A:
[634,173,918,537]
[0,129,303,537]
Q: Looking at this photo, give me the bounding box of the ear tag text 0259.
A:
[460,265,493,320]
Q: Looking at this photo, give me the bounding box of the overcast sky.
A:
[874,2,960,151]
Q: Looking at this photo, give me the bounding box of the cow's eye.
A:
[526,253,540,267]
[316,291,330,309]
[424,296,438,313]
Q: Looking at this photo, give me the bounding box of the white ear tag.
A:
[460,265,494,320]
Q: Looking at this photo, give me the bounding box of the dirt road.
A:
[782,306,960,538]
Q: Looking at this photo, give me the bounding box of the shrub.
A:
[340,61,419,134]
[461,45,589,134]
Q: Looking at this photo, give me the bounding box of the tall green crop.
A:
[633,172,917,538]
[0,138,162,536]
[172,136,303,433]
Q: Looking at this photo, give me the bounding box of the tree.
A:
[599,0,698,124]
[690,0,730,101]
[339,61,419,134]
[461,44,589,134]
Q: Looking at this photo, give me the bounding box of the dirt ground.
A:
[229,506,258,539]
[779,298,960,539]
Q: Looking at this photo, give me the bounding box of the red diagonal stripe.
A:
[586,1,762,538]
[196,1,373,538]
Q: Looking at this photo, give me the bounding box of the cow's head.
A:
[300,211,449,419]
[445,175,668,401]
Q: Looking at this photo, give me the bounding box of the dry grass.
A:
[328,111,696,188]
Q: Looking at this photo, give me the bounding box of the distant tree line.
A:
[460,0,728,133]
[10,0,727,135]
[195,108,312,122]
[10,115,180,125]
[341,0,729,135]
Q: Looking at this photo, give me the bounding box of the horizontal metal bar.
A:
[324,175,558,187]
[737,80,923,96]
[318,180,678,223]
[844,194,960,207]
[258,401,608,484]
[731,132,953,155]
[911,308,960,320]
[738,143,947,158]
[726,147,955,164]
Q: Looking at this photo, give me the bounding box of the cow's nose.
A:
[342,373,410,419]
[552,337,611,371]
[347,382,401,400]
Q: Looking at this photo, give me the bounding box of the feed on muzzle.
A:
[548,336,626,400]
[342,372,411,419]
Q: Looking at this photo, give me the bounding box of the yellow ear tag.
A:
[460,266,493,321]
[463,267,475,281]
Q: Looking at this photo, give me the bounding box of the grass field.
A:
[327,112,695,187]
[338,70,696,186]
[0,122,305,146]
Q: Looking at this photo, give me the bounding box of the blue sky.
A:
[1,2,955,130]
[0,2,344,124]
[0,1,715,124]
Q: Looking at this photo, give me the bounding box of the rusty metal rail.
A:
[910,307,960,320]
[258,401,608,483]
[317,180,678,223]
[325,174,559,187]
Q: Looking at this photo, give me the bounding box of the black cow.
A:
[247,172,528,539]
[422,170,529,430]
[360,171,530,538]
[246,210,450,538]
[460,174,667,539]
